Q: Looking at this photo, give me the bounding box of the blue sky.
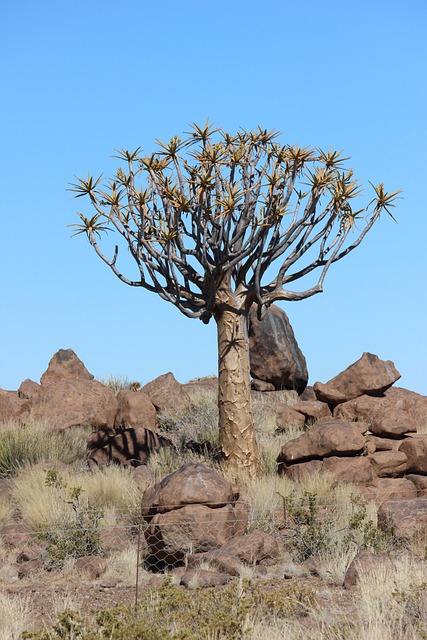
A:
[1,0,426,394]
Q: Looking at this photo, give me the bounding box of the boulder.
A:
[40,349,94,384]
[142,372,192,415]
[218,530,279,565]
[17,379,40,400]
[398,435,427,474]
[24,378,117,430]
[368,450,407,478]
[0,390,26,424]
[378,497,427,541]
[364,435,402,452]
[278,459,323,479]
[290,400,332,423]
[114,389,157,430]
[335,394,417,437]
[275,404,306,431]
[405,475,427,497]
[361,478,418,504]
[141,463,249,568]
[385,387,427,430]
[314,353,400,406]
[344,550,392,588]
[277,419,366,464]
[186,551,242,576]
[75,555,107,579]
[321,456,375,485]
[87,426,172,468]
[248,304,308,393]
[251,379,276,392]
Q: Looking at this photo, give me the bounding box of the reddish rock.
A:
[275,404,306,431]
[24,378,117,430]
[385,387,427,430]
[18,559,42,579]
[17,379,40,399]
[278,459,323,479]
[131,464,155,491]
[0,389,26,424]
[290,400,332,423]
[218,530,279,565]
[114,389,157,431]
[16,545,44,564]
[314,353,400,405]
[364,435,402,452]
[335,395,417,437]
[344,550,392,588]
[99,527,128,552]
[75,555,107,578]
[1,522,32,547]
[141,464,249,567]
[251,379,276,392]
[248,304,308,393]
[368,450,407,478]
[40,349,94,384]
[87,426,172,468]
[361,478,418,504]
[142,372,191,415]
[322,456,375,485]
[405,475,427,497]
[378,497,427,541]
[398,435,427,474]
[277,419,365,464]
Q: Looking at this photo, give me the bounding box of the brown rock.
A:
[25,378,117,430]
[114,389,157,431]
[18,559,42,579]
[131,464,155,491]
[368,450,407,478]
[314,353,400,405]
[219,530,279,565]
[361,478,418,504]
[277,419,365,464]
[344,550,392,588]
[142,372,191,415]
[180,569,233,588]
[251,379,276,392]
[378,497,427,541]
[364,435,402,452]
[17,379,40,399]
[398,435,427,474]
[322,456,375,485]
[248,304,308,393]
[335,394,417,437]
[40,349,94,384]
[16,545,44,564]
[278,459,323,479]
[87,426,172,468]
[290,400,332,423]
[385,387,427,430]
[275,404,306,431]
[1,522,32,547]
[0,389,26,424]
[405,474,427,497]
[75,555,107,579]
[141,464,249,567]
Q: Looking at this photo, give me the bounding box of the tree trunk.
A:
[214,283,262,479]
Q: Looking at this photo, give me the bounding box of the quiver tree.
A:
[70,122,400,478]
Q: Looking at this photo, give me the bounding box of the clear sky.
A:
[1,0,426,395]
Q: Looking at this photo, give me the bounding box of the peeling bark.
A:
[215,281,262,478]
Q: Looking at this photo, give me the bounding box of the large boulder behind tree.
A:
[248,304,308,393]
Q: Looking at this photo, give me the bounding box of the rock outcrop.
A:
[248,304,308,393]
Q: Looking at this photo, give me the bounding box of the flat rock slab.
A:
[314,353,400,405]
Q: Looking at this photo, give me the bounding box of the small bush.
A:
[23,576,317,640]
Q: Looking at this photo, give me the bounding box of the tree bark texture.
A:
[215,284,262,478]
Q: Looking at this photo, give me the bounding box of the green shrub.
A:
[41,470,103,568]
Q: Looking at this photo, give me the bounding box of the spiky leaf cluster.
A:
[69,122,400,321]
